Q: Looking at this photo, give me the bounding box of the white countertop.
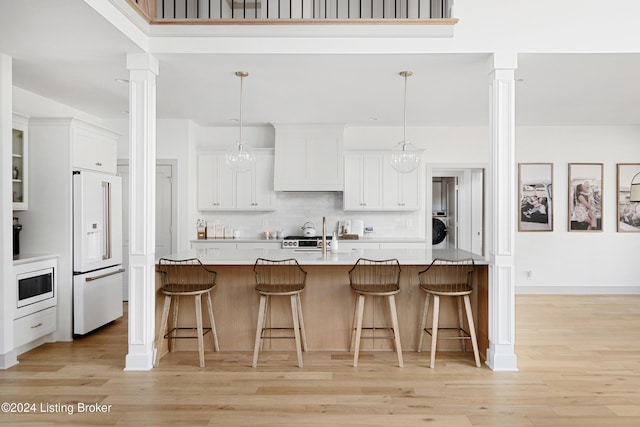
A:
[190,237,428,244]
[13,253,59,265]
[164,247,486,266]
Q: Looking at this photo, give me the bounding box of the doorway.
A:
[117,160,177,301]
[429,167,485,256]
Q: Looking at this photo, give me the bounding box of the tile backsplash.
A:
[196,192,424,239]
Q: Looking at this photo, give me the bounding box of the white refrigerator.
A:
[73,170,124,335]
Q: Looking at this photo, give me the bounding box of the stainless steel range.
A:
[281,235,332,250]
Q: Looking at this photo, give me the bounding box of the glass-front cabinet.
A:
[12,113,28,210]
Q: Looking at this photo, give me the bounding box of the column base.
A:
[485,345,518,371]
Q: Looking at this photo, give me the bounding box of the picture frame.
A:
[616,163,640,232]
[568,163,603,232]
[518,163,553,231]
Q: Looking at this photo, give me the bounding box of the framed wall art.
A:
[568,163,603,232]
[617,163,640,232]
[518,163,553,231]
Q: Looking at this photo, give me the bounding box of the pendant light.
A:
[225,71,256,172]
[390,71,421,174]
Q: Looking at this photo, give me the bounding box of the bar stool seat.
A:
[155,258,219,368]
[252,258,308,368]
[417,258,480,368]
[348,258,403,368]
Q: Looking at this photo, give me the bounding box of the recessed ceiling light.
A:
[115,78,129,84]
[229,118,240,122]
[368,117,378,121]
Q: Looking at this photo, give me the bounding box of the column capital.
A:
[490,52,518,71]
[126,53,159,75]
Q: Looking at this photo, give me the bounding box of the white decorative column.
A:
[124,53,158,371]
[0,53,17,369]
[486,52,519,371]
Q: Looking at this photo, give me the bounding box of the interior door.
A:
[117,162,175,301]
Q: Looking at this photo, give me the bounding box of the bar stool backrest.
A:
[418,258,475,293]
[348,258,401,292]
[253,258,307,292]
[157,258,217,293]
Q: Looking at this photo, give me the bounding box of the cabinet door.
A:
[197,153,217,210]
[343,154,364,210]
[344,153,383,211]
[72,127,117,174]
[252,152,276,210]
[197,153,235,210]
[235,151,276,211]
[12,115,28,210]
[383,153,420,210]
[361,155,383,209]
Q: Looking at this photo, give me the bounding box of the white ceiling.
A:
[1,1,639,128]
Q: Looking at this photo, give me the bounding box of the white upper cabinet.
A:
[344,150,421,211]
[12,113,29,210]
[382,152,420,210]
[236,150,277,210]
[197,149,276,211]
[197,152,235,210]
[71,122,118,174]
[273,124,344,191]
[344,152,383,210]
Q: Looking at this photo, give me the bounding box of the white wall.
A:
[516,126,640,293]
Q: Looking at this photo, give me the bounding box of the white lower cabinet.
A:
[14,306,57,349]
[197,149,276,211]
[344,150,420,211]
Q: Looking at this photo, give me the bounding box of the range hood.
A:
[273,124,344,192]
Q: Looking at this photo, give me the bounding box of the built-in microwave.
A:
[15,258,57,319]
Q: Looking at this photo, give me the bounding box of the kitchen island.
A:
[155,247,488,363]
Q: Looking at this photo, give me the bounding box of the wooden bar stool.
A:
[417,258,480,368]
[348,258,403,368]
[155,258,219,368]
[252,258,308,368]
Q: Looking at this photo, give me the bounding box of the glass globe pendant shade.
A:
[226,71,256,172]
[225,140,256,172]
[390,140,420,173]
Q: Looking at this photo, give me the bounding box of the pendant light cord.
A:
[238,73,244,151]
[403,72,407,149]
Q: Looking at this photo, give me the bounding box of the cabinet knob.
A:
[95,162,102,167]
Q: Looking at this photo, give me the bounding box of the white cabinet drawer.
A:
[14,307,56,348]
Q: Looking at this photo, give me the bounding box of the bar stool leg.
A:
[463,294,481,367]
[430,295,440,369]
[252,294,267,368]
[290,294,303,368]
[417,292,430,352]
[169,296,180,352]
[259,296,269,351]
[195,294,205,368]
[457,297,466,352]
[349,296,359,352]
[353,294,365,367]
[387,295,404,368]
[154,294,172,367]
[296,293,308,352]
[205,292,219,352]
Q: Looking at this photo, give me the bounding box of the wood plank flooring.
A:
[1,295,639,426]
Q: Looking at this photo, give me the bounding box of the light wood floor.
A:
[1,295,639,426]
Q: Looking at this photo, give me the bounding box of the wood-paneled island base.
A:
[155,248,488,365]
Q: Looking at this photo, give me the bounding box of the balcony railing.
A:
[128,0,454,23]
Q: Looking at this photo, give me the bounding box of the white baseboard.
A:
[516,285,640,295]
